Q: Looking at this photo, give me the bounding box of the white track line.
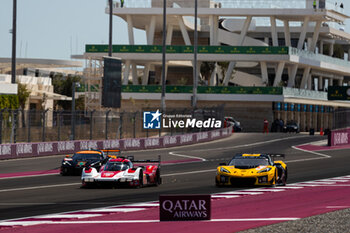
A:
[0,218,300,226]
[0,183,81,193]
[36,214,102,219]
[0,173,58,180]
[191,135,308,152]
[168,151,206,161]
[85,208,146,213]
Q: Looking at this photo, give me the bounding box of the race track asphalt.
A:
[0,133,349,221]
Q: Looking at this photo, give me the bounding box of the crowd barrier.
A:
[328,127,350,146]
[0,127,232,160]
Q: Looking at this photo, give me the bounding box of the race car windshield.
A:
[105,162,130,171]
[229,158,270,167]
[73,154,101,161]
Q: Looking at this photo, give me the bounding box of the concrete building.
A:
[0,57,82,110]
[83,0,350,131]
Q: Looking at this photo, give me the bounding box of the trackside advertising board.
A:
[159,195,211,221]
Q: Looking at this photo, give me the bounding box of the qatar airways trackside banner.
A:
[0,127,233,160]
[159,195,211,221]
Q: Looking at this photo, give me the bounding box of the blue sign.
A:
[303,105,307,112]
[284,103,288,111]
[276,102,281,111]
[290,103,295,111]
[310,105,313,112]
[321,106,324,113]
[297,104,301,112]
[143,110,162,129]
[315,105,319,113]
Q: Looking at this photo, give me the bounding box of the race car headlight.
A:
[220,167,230,173]
[62,161,71,166]
[257,167,272,173]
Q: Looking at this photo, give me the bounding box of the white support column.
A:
[209,15,214,46]
[210,65,217,86]
[318,76,323,90]
[307,38,313,51]
[283,20,291,47]
[209,16,218,85]
[264,37,269,44]
[297,17,310,50]
[260,62,269,85]
[238,16,252,45]
[273,62,285,86]
[166,24,173,45]
[338,79,343,86]
[142,63,151,85]
[320,40,324,54]
[310,20,322,52]
[131,62,138,85]
[270,16,279,46]
[127,15,134,45]
[213,16,219,45]
[223,16,252,85]
[287,64,298,87]
[123,60,131,85]
[147,16,156,45]
[307,73,312,90]
[300,67,311,89]
[329,42,334,56]
[178,16,192,45]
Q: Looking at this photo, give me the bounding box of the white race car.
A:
[81,155,161,188]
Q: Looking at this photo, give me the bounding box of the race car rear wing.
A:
[101,149,121,159]
[268,154,285,161]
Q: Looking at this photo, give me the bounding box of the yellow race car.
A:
[216,153,287,187]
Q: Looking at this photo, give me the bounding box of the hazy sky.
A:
[1,0,350,60]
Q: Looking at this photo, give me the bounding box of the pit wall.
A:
[328,127,350,146]
[0,127,232,160]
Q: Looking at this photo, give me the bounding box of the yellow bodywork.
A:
[216,154,287,186]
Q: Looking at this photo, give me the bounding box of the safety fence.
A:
[0,107,223,144]
[0,126,232,160]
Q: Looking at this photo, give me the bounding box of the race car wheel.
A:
[215,177,223,187]
[138,170,144,188]
[281,168,288,186]
[155,169,162,186]
[81,180,93,189]
[270,171,277,187]
[60,167,69,176]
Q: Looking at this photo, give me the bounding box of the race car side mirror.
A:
[219,162,227,165]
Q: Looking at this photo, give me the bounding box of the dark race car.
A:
[60,150,106,176]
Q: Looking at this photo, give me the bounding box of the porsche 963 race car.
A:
[81,154,161,188]
[216,153,287,187]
